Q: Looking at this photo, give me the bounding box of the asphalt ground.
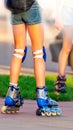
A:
[0,99,73,130]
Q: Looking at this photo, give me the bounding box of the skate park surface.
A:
[0,98,73,130]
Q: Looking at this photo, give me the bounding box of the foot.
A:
[55,75,66,94]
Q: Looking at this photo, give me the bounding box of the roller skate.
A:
[54,75,66,94]
[36,87,62,117]
[1,86,24,114]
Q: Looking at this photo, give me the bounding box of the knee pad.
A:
[13,47,27,63]
[43,46,46,62]
[22,46,27,63]
[33,46,46,62]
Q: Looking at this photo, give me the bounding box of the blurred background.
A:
[0,0,72,74]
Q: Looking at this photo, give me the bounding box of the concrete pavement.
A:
[0,98,73,130]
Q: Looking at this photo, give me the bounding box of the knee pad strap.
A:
[13,49,24,59]
[13,53,23,59]
[33,49,43,59]
[13,47,27,63]
[33,46,46,62]
[14,49,24,53]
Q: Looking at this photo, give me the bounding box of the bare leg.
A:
[28,23,45,88]
[10,24,26,84]
[58,26,73,75]
[28,23,62,116]
[1,24,26,113]
[55,26,73,94]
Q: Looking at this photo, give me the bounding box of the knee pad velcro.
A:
[13,47,27,63]
[33,46,46,62]
[13,49,24,59]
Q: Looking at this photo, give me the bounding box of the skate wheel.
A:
[51,112,56,116]
[41,112,45,116]
[57,113,60,116]
[12,110,18,113]
[56,112,61,116]
[11,111,16,114]
[1,106,8,114]
[45,112,51,117]
[56,108,62,116]
[6,111,11,114]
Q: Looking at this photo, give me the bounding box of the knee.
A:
[13,47,27,63]
[62,44,72,54]
[32,46,46,62]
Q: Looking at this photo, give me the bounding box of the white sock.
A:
[10,83,18,88]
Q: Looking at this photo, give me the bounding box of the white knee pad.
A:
[33,49,43,59]
[13,49,24,59]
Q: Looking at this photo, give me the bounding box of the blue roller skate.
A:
[1,86,24,114]
[36,87,62,117]
[55,75,66,94]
